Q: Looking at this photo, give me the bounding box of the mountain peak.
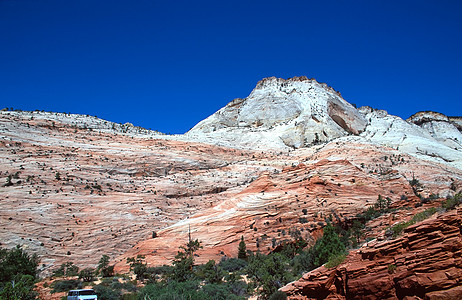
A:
[187,76,366,149]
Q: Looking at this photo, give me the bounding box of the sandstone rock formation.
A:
[185,77,462,170]
[186,76,367,149]
[1,76,461,285]
[281,208,462,300]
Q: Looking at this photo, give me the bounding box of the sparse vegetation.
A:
[442,192,462,210]
[389,207,438,238]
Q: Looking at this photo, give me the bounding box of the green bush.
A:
[325,254,346,268]
[0,274,38,300]
[52,262,79,277]
[196,260,225,284]
[79,268,96,282]
[387,264,397,274]
[269,291,287,300]
[312,223,346,267]
[51,279,81,293]
[218,258,247,272]
[442,193,462,210]
[139,280,206,300]
[93,284,121,300]
[202,283,246,300]
[390,207,438,238]
[0,245,39,283]
[246,253,293,299]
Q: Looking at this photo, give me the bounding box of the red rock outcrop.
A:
[281,208,462,300]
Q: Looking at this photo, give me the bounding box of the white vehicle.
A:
[67,289,98,300]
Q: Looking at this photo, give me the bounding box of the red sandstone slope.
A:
[1,110,461,280]
[114,139,462,272]
[281,208,462,300]
[0,112,280,275]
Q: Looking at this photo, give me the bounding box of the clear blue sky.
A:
[1,0,461,133]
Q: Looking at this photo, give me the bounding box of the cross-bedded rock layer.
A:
[281,208,462,300]
[1,77,461,286]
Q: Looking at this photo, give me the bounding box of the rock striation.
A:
[185,77,462,169]
[281,208,462,300]
[187,76,367,149]
[1,76,462,285]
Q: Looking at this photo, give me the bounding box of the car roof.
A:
[69,289,95,291]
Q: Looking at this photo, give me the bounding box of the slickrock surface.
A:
[186,77,462,169]
[1,76,462,281]
[114,138,461,272]
[281,208,462,300]
[0,111,282,275]
[187,76,367,149]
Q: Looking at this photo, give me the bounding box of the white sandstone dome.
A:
[187,76,367,149]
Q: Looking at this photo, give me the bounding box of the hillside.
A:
[1,77,461,298]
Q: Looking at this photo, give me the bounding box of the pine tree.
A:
[238,236,247,260]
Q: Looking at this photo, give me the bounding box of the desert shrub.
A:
[79,268,96,282]
[51,279,81,293]
[312,223,346,267]
[0,245,39,283]
[52,262,79,277]
[0,274,38,300]
[325,253,346,268]
[357,195,391,222]
[139,280,206,300]
[390,207,438,238]
[218,257,247,272]
[97,255,114,277]
[0,246,39,300]
[170,239,202,282]
[269,291,287,300]
[93,284,121,300]
[237,236,247,260]
[442,193,462,210]
[127,255,147,281]
[201,283,246,300]
[246,253,293,299]
[196,260,225,284]
[387,264,397,274]
[298,217,308,223]
[121,293,138,300]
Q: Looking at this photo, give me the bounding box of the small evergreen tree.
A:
[237,236,247,260]
[313,223,346,267]
[78,268,95,282]
[127,255,147,281]
[170,239,203,282]
[97,255,114,277]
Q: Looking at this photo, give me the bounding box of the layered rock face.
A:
[187,76,367,149]
[407,111,462,150]
[281,208,462,300]
[1,76,462,285]
[186,77,462,169]
[0,111,274,275]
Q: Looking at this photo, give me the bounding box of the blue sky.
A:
[1,0,461,133]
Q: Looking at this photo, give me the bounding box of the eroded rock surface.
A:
[187,76,367,149]
[281,208,462,300]
[1,77,462,283]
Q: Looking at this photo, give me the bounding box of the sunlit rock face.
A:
[281,208,462,300]
[187,76,367,149]
[186,77,462,170]
[407,111,462,150]
[1,77,462,282]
